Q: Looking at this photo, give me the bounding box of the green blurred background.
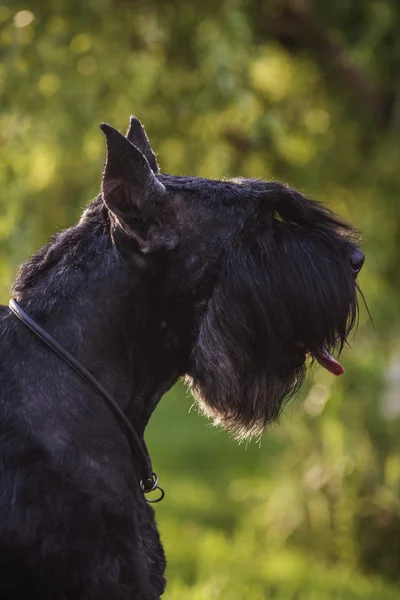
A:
[2,1,400,597]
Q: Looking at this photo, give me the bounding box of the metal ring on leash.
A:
[140,472,165,503]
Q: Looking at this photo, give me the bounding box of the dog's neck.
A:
[10,197,183,436]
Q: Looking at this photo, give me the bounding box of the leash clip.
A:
[140,472,165,503]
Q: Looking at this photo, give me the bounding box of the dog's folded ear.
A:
[100,123,177,253]
[126,116,159,175]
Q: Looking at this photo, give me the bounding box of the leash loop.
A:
[8,299,164,504]
[140,472,165,503]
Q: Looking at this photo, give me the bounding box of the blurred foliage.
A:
[1,0,400,597]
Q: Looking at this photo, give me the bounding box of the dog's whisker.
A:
[356,284,374,330]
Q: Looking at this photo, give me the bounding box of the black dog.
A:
[0,117,364,599]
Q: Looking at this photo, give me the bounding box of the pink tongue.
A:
[315,347,344,376]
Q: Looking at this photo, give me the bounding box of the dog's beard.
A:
[186,220,358,440]
[186,358,306,441]
[186,297,308,440]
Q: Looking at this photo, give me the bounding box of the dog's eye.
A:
[350,247,365,274]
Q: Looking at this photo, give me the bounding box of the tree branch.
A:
[259,2,395,129]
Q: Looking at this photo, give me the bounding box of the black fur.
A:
[0,118,363,598]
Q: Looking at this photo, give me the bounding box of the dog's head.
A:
[100,117,363,439]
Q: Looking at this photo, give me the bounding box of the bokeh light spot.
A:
[305,109,330,133]
[77,56,97,76]
[29,147,57,190]
[70,33,91,54]
[38,74,61,96]
[13,10,34,28]
[0,6,11,22]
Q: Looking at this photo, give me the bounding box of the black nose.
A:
[350,247,364,275]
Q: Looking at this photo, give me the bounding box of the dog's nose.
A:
[350,247,365,275]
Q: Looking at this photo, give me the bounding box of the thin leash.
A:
[8,299,164,503]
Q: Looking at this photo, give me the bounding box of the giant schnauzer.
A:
[0,117,364,599]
